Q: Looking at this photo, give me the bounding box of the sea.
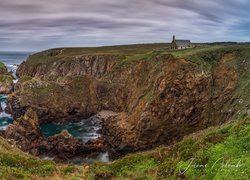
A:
[0,51,31,130]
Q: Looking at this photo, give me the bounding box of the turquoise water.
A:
[40,119,110,163]
[0,95,13,130]
[0,116,13,130]
[0,52,27,130]
[40,119,101,143]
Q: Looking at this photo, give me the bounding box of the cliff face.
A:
[0,62,13,94]
[17,54,120,79]
[7,45,250,152]
[7,75,128,123]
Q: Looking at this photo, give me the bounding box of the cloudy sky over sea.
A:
[0,0,250,51]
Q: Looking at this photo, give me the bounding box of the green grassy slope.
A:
[24,43,169,66]
[0,137,89,179]
[88,110,250,179]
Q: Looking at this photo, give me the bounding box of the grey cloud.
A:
[0,0,249,51]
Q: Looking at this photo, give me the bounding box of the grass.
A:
[0,137,87,179]
[0,62,9,75]
[0,137,55,178]
[88,110,250,179]
[24,43,169,67]
[0,75,13,83]
[88,153,158,179]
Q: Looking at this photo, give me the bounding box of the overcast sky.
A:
[0,0,250,51]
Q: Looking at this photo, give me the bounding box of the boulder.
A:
[85,137,106,151]
[46,130,83,159]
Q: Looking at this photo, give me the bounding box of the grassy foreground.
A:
[0,137,88,179]
[0,109,248,179]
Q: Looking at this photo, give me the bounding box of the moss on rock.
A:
[0,62,13,94]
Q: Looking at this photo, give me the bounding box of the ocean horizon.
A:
[0,51,33,65]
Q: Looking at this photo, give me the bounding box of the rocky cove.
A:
[0,45,248,165]
[0,53,110,163]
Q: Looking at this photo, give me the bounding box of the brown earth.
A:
[6,49,240,154]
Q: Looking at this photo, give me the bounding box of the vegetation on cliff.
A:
[8,44,250,149]
[2,43,250,179]
[0,136,87,179]
[0,62,13,94]
[88,109,250,179]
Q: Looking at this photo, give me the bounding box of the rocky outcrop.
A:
[100,59,213,154]
[133,61,212,149]
[4,108,106,161]
[4,108,43,155]
[100,55,239,154]
[6,95,27,120]
[0,62,13,94]
[7,76,128,123]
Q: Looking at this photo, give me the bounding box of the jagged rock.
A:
[6,76,128,123]
[17,54,120,79]
[6,94,27,119]
[4,108,44,155]
[85,137,106,150]
[100,57,236,154]
[45,130,83,159]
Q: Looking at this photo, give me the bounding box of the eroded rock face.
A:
[7,49,241,155]
[6,95,27,120]
[0,78,13,94]
[134,61,212,149]
[6,76,128,123]
[4,108,43,155]
[45,130,84,160]
[100,56,239,154]
[17,54,120,79]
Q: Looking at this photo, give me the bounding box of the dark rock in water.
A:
[43,131,107,162]
[46,130,83,160]
[4,108,106,162]
[0,105,2,113]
